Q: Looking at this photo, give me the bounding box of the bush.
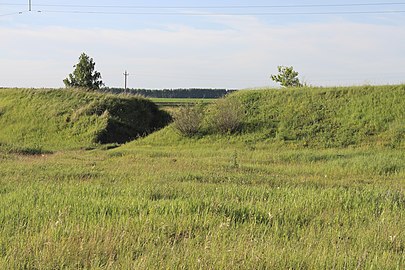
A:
[173,104,204,137]
[206,98,244,134]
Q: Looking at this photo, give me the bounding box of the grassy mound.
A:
[0,89,170,151]
[164,85,405,148]
[235,85,405,147]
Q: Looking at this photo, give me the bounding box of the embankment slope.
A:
[0,88,170,152]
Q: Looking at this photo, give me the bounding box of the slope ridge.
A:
[135,85,405,149]
[0,88,170,152]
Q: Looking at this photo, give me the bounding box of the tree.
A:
[271,66,303,88]
[63,53,104,90]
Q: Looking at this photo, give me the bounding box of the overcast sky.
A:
[1,0,405,89]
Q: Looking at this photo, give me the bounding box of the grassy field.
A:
[0,86,404,269]
[149,98,214,104]
[150,98,215,114]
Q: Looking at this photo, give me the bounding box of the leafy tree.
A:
[63,53,104,90]
[271,66,303,88]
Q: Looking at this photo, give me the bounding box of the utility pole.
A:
[123,71,129,92]
[29,0,32,11]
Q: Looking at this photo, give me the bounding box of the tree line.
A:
[102,88,236,99]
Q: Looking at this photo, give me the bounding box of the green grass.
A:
[147,98,213,118]
[0,141,403,269]
[150,98,214,104]
[226,85,405,148]
[0,85,404,269]
[0,88,170,152]
[150,98,215,115]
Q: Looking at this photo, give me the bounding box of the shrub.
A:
[173,104,204,137]
[206,98,245,134]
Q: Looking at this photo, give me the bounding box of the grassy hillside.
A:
[0,88,170,152]
[155,85,405,149]
[0,85,404,269]
[234,85,405,148]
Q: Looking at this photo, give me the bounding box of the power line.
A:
[33,10,405,16]
[0,11,23,17]
[1,2,405,9]
[2,2,405,17]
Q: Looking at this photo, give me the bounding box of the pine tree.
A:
[63,53,104,90]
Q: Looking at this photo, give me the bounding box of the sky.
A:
[1,0,405,89]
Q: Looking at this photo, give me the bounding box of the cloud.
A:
[1,17,405,88]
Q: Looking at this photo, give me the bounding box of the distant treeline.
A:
[102,88,237,99]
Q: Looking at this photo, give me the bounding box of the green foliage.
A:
[63,53,104,90]
[70,96,171,144]
[0,88,171,150]
[205,97,245,134]
[166,84,405,148]
[172,97,244,137]
[172,104,204,137]
[231,85,405,148]
[103,88,235,98]
[271,65,303,87]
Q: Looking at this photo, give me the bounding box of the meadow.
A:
[150,98,214,115]
[0,86,404,269]
[150,98,213,104]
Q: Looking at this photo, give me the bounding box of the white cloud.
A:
[1,18,405,88]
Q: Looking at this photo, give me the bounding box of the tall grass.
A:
[0,85,403,269]
[0,140,403,269]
